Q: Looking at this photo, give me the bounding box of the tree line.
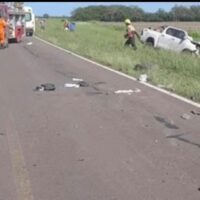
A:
[70,5,200,22]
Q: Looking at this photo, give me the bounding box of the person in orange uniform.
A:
[124,19,140,50]
[0,12,7,48]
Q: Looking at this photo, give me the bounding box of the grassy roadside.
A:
[35,19,200,102]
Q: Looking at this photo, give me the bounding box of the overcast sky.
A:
[24,2,200,16]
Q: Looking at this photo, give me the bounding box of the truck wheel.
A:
[146,38,154,47]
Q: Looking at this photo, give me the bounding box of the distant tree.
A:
[171,5,193,21]
[43,13,49,19]
[190,5,200,21]
[130,6,145,21]
[70,4,200,22]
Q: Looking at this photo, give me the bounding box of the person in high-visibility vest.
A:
[0,13,7,48]
[124,19,140,50]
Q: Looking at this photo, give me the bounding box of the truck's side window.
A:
[166,28,175,37]
[166,28,185,39]
[174,30,185,39]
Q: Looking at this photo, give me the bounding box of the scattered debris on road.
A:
[78,81,89,87]
[114,88,141,95]
[64,83,80,88]
[27,42,33,45]
[191,110,200,116]
[34,83,56,91]
[181,113,191,120]
[64,79,89,88]
[72,78,83,82]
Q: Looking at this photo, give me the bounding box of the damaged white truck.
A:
[140,25,200,55]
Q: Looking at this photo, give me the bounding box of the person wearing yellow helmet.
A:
[124,18,140,50]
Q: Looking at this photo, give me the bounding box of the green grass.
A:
[35,19,200,102]
[188,31,200,41]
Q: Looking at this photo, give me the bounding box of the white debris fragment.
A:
[139,74,147,82]
[114,90,134,95]
[181,113,191,120]
[114,88,141,95]
[27,42,33,45]
[72,78,83,82]
[64,83,80,88]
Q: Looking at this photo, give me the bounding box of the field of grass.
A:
[35,19,200,102]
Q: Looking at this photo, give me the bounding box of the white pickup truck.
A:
[140,25,200,55]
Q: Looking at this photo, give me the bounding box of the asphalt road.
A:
[0,37,200,200]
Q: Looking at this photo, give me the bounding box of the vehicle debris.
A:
[191,110,200,115]
[64,83,80,88]
[27,42,33,45]
[139,74,147,82]
[115,90,133,95]
[78,81,89,87]
[72,78,83,82]
[114,88,141,95]
[181,113,191,120]
[34,83,56,91]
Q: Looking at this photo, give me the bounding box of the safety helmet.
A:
[125,19,131,24]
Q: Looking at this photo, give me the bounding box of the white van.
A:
[24,6,35,36]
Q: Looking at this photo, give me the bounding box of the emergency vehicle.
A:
[0,2,25,47]
[24,6,35,36]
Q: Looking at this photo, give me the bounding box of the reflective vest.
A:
[127,24,136,38]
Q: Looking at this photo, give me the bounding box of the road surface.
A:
[0,37,200,200]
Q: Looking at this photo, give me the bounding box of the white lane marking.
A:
[6,111,34,200]
[34,35,200,108]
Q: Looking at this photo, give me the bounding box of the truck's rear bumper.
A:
[26,28,33,34]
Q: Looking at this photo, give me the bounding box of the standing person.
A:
[40,19,46,30]
[0,13,7,48]
[64,20,69,31]
[124,19,140,50]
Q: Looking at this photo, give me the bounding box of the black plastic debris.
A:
[191,110,200,115]
[78,81,89,87]
[34,83,56,91]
